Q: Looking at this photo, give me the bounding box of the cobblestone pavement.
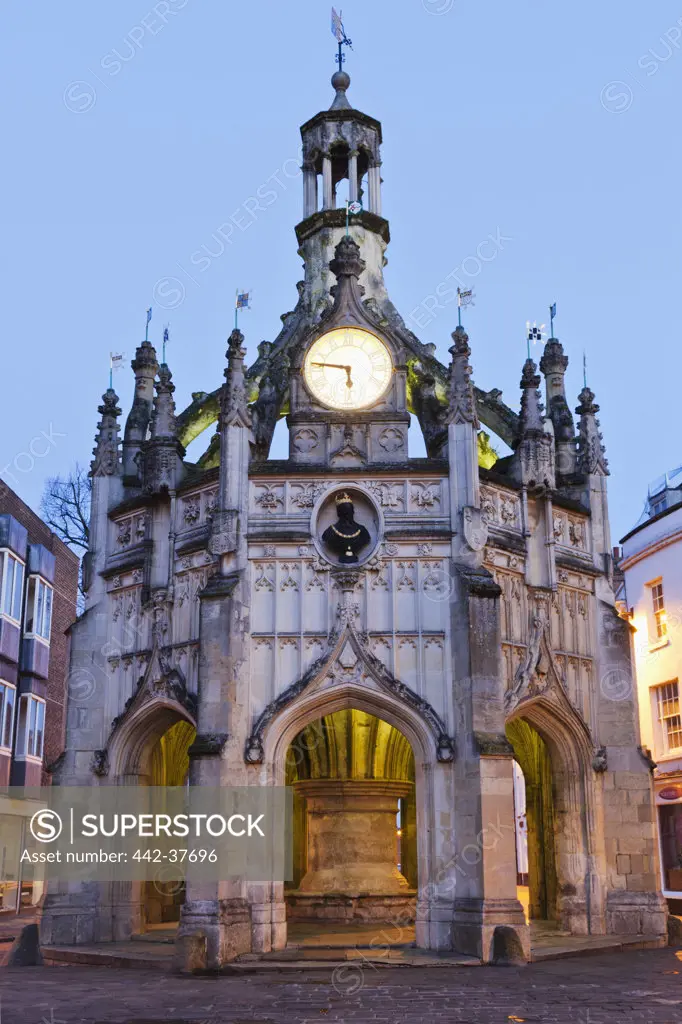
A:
[1,948,682,1023]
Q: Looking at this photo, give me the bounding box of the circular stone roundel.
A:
[311,486,382,568]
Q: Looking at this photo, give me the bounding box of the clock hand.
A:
[310,362,352,372]
[310,361,354,388]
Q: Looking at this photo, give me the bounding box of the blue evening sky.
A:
[2,0,680,543]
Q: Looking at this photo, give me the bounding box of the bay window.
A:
[0,681,16,751]
[24,576,53,642]
[0,551,25,623]
[15,694,45,760]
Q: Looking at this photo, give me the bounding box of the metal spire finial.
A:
[331,7,352,70]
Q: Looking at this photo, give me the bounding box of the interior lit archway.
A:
[108,706,196,937]
[284,708,417,946]
[506,698,605,937]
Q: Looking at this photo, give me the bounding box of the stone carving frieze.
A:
[244,622,455,765]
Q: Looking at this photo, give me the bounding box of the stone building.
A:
[43,69,666,965]
[0,483,79,912]
[618,467,682,911]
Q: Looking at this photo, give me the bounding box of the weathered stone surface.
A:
[8,923,43,966]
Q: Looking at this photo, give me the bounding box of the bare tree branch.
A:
[41,465,92,606]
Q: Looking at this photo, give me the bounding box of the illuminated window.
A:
[15,695,45,760]
[655,681,682,754]
[24,576,53,643]
[0,681,16,751]
[0,551,25,624]
[651,580,667,639]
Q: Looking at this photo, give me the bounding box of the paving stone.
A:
[1,947,682,1023]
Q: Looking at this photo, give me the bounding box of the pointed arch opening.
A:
[506,695,605,937]
[284,706,417,947]
[108,701,196,937]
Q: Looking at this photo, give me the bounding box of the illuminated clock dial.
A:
[302,327,393,411]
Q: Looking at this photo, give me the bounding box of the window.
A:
[655,681,682,754]
[24,576,53,642]
[15,695,45,760]
[650,495,667,517]
[651,580,667,639]
[0,681,16,751]
[0,551,24,623]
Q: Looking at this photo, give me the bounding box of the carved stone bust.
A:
[321,493,371,564]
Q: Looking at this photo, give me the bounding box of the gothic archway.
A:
[284,708,417,945]
[255,678,455,953]
[107,700,196,938]
[506,695,606,936]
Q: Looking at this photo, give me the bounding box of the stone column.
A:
[175,573,251,971]
[288,779,415,925]
[322,155,333,210]
[302,162,317,218]
[450,566,530,962]
[348,150,359,203]
[368,163,382,216]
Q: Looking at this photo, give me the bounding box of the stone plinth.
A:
[288,778,414,922]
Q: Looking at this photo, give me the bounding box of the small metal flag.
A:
[162,325,169,363]
[345,199,363,236]
[234,290,251,330]
[109,352,124,388]
[145,306,152,342]
[331,6,344,42]
[549,302,557,337]
[457,287,475,327]
[526,321,546,359]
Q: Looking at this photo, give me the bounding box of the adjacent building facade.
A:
[43,68,667,965]
[619,468,682,910]
[0,483,79,912]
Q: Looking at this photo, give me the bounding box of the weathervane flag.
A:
[457,287,475,327]
[526,321,546,359]
[234,290,251,329]
[331,7,344,41]
[145,306,152,342]
[331,7,352,67]
[549,302,557,337]
[109,351,124,389]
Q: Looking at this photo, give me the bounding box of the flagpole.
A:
[583,351,587,388]
[109,355,113,390]
[235,289,239,331]
[550,305,555,339]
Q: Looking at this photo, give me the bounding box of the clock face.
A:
[302,327,393,411]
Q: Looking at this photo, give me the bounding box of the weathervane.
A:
[162,325,169,363]
[549,301,557,338]
[457,287,475,328]
[331,7,352,69]
[526,321,546,359]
